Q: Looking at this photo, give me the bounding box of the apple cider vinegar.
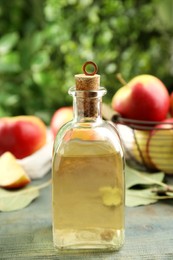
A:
[52,140,124,251]
[52,61,125,252]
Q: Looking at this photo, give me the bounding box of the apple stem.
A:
[116,73,128,85]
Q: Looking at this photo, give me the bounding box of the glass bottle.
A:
[52,61,125,252]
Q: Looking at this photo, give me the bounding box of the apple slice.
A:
[147,119,173,174]
[0,152,30,189]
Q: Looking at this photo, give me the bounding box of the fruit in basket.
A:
[0,152,30,189]
[147,118,173,174]
[170,92,173,116]
[50,106,73,137]
[112,75,170,121]
[116,124,153,168]
[0,116,47,159]
[131,130,155,169]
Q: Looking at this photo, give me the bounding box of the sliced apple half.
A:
[0,152,30,189]
[147,119,173,174]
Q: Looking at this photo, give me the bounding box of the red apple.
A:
[0,152,30,189]
[50,107,73,138]
[0,116,47,159]
[170,92,173,116]
[112,75,170,121]
[147,118,173,174]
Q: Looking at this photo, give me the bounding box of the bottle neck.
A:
[73,96,102,123]
[69,87,107,123]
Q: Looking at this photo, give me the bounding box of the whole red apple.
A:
[0,116,47,159]
[147,118,173,174]
[50,107,73,138]
[112,75,170,121]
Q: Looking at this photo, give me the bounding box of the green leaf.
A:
[0,186,39,212]
[125,165,165,189]
[32,71,57,86]
[30,32,45,53]
[0,32,19,55]
[0,179,51,212]
[31,51,50,71]
[125,165,171,207]
[126,188,158,207]
[155,0,173,30]
[0,52,21,73]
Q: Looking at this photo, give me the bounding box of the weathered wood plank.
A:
[0,173,173,259]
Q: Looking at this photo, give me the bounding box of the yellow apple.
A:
[0,152,30,189]
[147,118,173,174]
[131,129,155,169]
[117,124,155,169]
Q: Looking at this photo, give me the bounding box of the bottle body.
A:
[52,117,125,252]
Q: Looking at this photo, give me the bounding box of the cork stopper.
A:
[73,61,101,118]
[75,61,100,91]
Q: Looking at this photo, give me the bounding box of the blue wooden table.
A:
[1,172,173,260]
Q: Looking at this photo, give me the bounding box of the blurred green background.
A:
[0,0,173,124]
